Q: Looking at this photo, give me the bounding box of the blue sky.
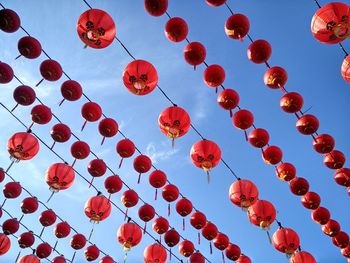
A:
[1,0,350,262]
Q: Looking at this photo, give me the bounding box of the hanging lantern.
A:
[275,162,296,182]
[123,59,158,95]
[190,211,207,230]
[0,62,14,84]
[0,168,4,183]
[301,192,321,210]
[158,106,191,146]
[143,243,167,263]
[116,138,136,168]
[30,104,52,129]
[179,240,195,257]
[190,139,221,182]
[36,242,52,258]
[144,0,168,16]
[272,228,300,256]
[0,233,10,255]
[229,179,259,208]
[225,14,250,41]
[206,0,226,7]
[152,217,169,235]
[98,118,118,145]
[312,134,335,153]
[217,89,240,117]
[52,256,66,263]
[213,232,229,251]
[248,200,276,230]
[18,255,40,263]
[18,231,35,248]
[236,254,252,263]
[263,66,288,89]
[104,175,123,198]
[296,114,319,135]
[21,196,39,214]
[289,177,310,196]
[311,2,350,44]
[332,231,350,248]
[60,80,83,105]
[3,181,22,199]
[39,209,57,236]
[70,141,90,165]
[70,233,87,250]
[311,206,330,225]
[232,109,254,130]
[36,59,62,86]
[322,219,340,237]
[138,203,156,233]
[50,123,72,147]
[77,9,116,48]
[100,256,114,263]
[7,132,39,161]
[203,64,226,92]
[247,39,272,64]
[2,218,19,235]
[262,145,283,165]
[248,128,270,148]
[84,195,111,223]
[289,251,316,263]
[54,221,71,238]
[190,252,205,263]
[45,163,75,193]
[342,244,350,258]
[164,229,180,253]
[88,159,107,186]
[175,198,193,230]
[12,85,36,112]
[323,150,346,169]
[117,223,143,251]
[149,170,167,200]
[165,17,188,42]
[121,189,139,218]
[280,92,304,113]
[162,184,179,216]
[134,154,152,184]
[225,243,241,261]
[334,168,350,187]
[0,9,20,33]
[81,102,102,131]
[184,41,206,69]
[17,36,42,59]
[202,221,218,254]
[84,244,100,261]
[341,55,350,83]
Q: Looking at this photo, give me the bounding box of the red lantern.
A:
[236,255,252,263]
[248,200,276,230]
[229,179,259,208]
[275,162,296,182]
[162,184,179,216]
[190,211,207,230]
[18,255,40,263]
[289,177,310,196]
[37,59,62,86]
[202,222,218,241]
[98,118,118,145]
[158,106,191,145]
[117,223,143,250]
[77,9,116,48]
[322,219,340,237]
[88,159,107,185]
[149,170,167,200]
[332,231,350,248]
[217,89,240,117]
[280,92,304,113]
[18,231,35,248]
[213,233,229,250]
[104,175,123,197]
[50,124,71,146]
[71,141,90,163]
[184,41,206,69]
[264,66,288,89]
[301,192,321,210]
[3,181,22,199]
[225,14,250,41]
[36,242,52,258]
[122,189,139,209]
[272,228,300,256]
[52,256,66,263]
[21,197,39,214]
[7,132,39,161]
[30,104,52,128]
[143,243,167,263]
[190,252,205,263]
[99,256,114,263]
[84,195,111,223]
[152,217,169,235]
[248,128,270,148]
[70,233,87,250]
[225,243,241,261]
[17,36,42,59]
[0,168,4,183]
[144,0,168,16]
[179,240,195,257]
[39,209,57,227]
[341,55,350,83]
[116,138,136,168]
[0,62,13,84]
[206,0,226,7]
[0,9,20,33]
[2,218,19,235]
[0,233,10,255]
[262,145,283,165]
[60,80,83,105]
[138,204,156,232]
[323,150,346,169]
[296,114,319,135]
[190,140,221,182]
[13,85,36,110]
[334,168,350,187]
[290,251,316,263]
[84,244,100,261]
[54,221,71,238]
[123,59,158,95]
[176,198,193,230]
[81,102,102,131]
[342,244,350,258]
[311,2,350,44]
[311,206,330,225]
[45,163,75,192]
[232,109,254,130]
[247,40,272,64]
[164,229,180,249]
[134,154,152,183]
[203,64,226,92]
[165,17,188,42]
[312,133,335,154]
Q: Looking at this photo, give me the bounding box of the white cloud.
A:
[145,141,179,164]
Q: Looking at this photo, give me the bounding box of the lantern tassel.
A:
[88,177,95,188]
[172,138,175,148]
[35,78,44,87]
[123,252,128,263]
[137,173,141,184]
[215,86,218,93]
[222,251,225,263]
[143,222,147,234]
[10,103,19,112]
[58,98,65,106]
[244,130,248,141]
[50,141,56,150]
[71,159,77,167]
[46,191,55,203]
[81,120,87,131]
[101,136,106,145]
[27,122,34,132]
[239,35,243,42]
[18,214,24,222]
[124,208,128,221]
[88,223,95,241]
[198,232,200,245]
[159,235,162,244]
[266,230,272,244]
[154,189,158,200]
[15,251,21,262]
[119,158,124,169]
[229,109,233,118]
[39,226,45,238]
[170,248,172,261]
[108,193,111,201]
[5,160,15,173]
[168,203,170,216]
[207,171,210,184]
[71,252,76,263]
[15,54,22,60]
[210,241,213,254]
[183,218,185,231]
[53,240,58,250]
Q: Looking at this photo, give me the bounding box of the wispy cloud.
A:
[145,141,179,164]
[192,90,210,123]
